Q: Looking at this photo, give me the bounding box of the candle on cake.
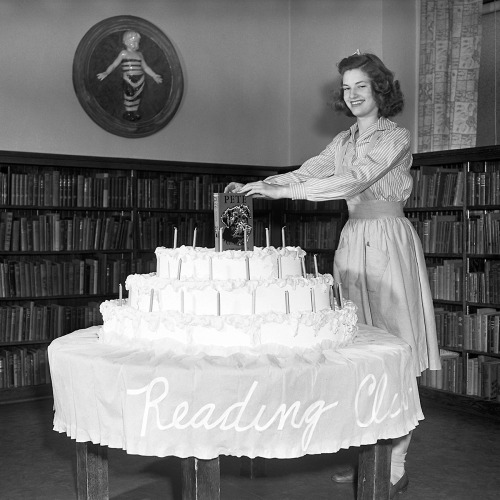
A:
[173,227,178,249]
[192,227,197,249]
[338,282,344,308]
[245,256,250,280]
[310,288,316,313]
[314,254,319,277]
[149,289,154,312]
[265,227,270,247]
[219,227,223,252]
[281,226,286,248]
[119,283,123,306]
[244,227,248,251]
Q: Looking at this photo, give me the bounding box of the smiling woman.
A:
[225,51,441,497]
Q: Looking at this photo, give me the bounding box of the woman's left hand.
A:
[238,181,290,200]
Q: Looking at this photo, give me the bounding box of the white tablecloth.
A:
[49,324,423,459]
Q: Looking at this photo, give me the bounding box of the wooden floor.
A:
[0,394,499,499]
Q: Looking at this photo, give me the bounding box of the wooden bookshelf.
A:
[0,150,279,402]
[409,145,500,410]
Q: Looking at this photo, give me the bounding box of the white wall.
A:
[0,0,418,167]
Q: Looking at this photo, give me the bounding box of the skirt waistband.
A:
[347,200,404,219]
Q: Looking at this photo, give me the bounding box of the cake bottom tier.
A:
[99,299,358,356]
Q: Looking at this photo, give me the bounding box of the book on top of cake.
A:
[213,193,253,251]
[98,193,358,356]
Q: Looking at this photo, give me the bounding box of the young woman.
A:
[225,52,441,498]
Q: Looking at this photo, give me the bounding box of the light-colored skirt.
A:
[334,200,441,377]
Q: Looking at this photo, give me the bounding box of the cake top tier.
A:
[155,245,308,280]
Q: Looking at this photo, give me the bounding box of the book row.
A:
[283,199,345,211]
[0,212,133,252]
[419,351,463,394]
[406,167,464,208]
[0,302,101,343]
[427,260,500,304]
[0,168,275,212]
[420,352,500,400]
[1,169,132,208]
[466,210,500,254]
[465,355,500,399]
[467,261,500,304]
[136,176,271,211]
[285,218,339,250]
[434,308,500,353]
[408,214,463,254]
[0,346,51,389]
[468,169,500,206]
[0,257,130,298]
[427,259,463,301]
[406,163,500,208]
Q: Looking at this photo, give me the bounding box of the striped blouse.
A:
[265,117,413,204]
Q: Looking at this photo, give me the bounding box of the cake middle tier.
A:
[126,273,335,315]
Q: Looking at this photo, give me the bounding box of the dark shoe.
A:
[390,472,409,498]
[331,465,356,483]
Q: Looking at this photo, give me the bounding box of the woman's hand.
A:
[224,182,244,193]
[238,181,290,200]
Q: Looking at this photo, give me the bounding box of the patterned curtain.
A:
[418,0,483,152]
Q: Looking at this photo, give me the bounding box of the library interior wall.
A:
[0,0,417,167]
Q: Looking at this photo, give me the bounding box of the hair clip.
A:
[352,49,361,55]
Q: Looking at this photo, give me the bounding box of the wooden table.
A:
[49,325,423,499]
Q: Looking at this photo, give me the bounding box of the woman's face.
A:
[342,69,379,120]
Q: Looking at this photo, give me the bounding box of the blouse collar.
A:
[347,117,396,143]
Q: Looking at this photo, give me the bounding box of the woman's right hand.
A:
[224,182,244,193]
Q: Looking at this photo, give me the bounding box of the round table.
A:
[48,324,423,499]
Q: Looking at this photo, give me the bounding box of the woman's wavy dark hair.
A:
[332,53,404,118]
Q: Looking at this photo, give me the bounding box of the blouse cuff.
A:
[289,183,307,200]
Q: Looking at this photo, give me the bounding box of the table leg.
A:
[76,442,109,500]
[357,439,391,500]
[181,457,220,500]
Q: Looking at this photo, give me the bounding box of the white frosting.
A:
[155,245,305,280]
[99,245,358,355]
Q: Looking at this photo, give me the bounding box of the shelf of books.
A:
[408,145,500,417]
[282,198,348,274]
[0,151,278,402]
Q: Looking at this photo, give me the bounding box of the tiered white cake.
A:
[99,245,358,355]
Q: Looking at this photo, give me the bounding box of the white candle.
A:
[244,227,248,251]
[301,256,306,277]
[119,283,122,306]
[314,254,319,277]
[281,226,286,248]
[219,227,223,252]
[173,227,178,249]
[252,289,256,314]
[310,288,316,313]
[192,227,197,249]
[217,291,221,316]
[149,289,154,312]
[265,227,270,247]
[157,257,161,277]
[209,257,213,280]
[181,290,184,313]
[338,282,344,308]
[278,255,282,278]
[285,290,290,314]
[245,256,250,280]
[177,259,182,279]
